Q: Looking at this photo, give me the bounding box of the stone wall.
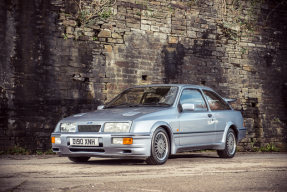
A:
[0,0,287,151]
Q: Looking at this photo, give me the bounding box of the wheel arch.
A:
[221,121,239,143]
[150,121,176,154]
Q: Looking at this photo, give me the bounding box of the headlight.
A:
[104,123,130,132]
[60,123,77,132]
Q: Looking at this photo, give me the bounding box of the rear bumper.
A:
[51,132,152,158]
[238,128,247,141]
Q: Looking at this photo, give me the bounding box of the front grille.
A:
[78,125,101,132]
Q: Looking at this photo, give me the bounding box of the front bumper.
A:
[51,132,152,158]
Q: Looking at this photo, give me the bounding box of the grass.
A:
[0,146,30,155]
[254,143,280,152]
[0,146,56,155]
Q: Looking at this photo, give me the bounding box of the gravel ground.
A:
[0,152,286,192]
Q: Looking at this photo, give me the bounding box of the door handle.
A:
[208,114,212,117]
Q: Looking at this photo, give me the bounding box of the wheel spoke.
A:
[153,132,168,161]
[227,132,236,155]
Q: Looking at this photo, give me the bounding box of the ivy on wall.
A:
[73,0,116,27]
[65,0,286,41]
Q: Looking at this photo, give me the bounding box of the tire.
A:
[146,128,170,165]
[217,129,237,158]
[68,156,90,163]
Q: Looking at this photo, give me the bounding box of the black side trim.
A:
[239,128,247,131]
[174,130,224,135]
[111,134,151,137]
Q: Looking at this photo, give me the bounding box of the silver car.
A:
[51,84,246,165]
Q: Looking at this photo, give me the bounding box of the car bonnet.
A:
[62,107,169,121]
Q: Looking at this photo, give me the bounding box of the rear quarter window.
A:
[203,90,231,110]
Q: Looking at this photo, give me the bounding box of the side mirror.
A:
[182,103,195,111]
[97,105,105,110]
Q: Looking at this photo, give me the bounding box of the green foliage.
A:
[188,0,198,6]
[250,138,255,148]
[272,117,281,124]
[241,47,249,54]
[36,150,43,155]
[0,146,30,155]
[259,143,279,152]
[74,0,116,27]
[220,0,266,41]
[251,143,280,152]
[136,11,141,16]
[45,148,56,155]
[100,9,112,19]
[167,5,174,13]
[93,37,98,41]
[63,33,68,40]
[78,10,97,28]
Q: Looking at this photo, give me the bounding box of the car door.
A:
[178,89,216,146]
[202,90,233,143]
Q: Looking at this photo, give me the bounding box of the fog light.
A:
[113,138,123,144]
[112,138,133,145]
[51,137,61,144]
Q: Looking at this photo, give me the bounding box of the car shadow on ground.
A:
[82,158,146,165]
[169,153,219,159]
[71,153,219,165]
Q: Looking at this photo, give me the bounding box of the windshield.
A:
[105,86,178,108]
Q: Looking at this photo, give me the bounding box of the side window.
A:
[203,90,231,110]
[180,89,207,111]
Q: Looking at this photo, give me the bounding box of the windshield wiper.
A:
[106,103,140,108]
[142,103,170,106]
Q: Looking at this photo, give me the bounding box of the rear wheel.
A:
[146,128,170,165]
[217,129,237,158]
[68,156,90,163]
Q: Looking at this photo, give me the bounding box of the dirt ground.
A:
[1,152,287,192]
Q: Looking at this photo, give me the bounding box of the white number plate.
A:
[70,138,99,146]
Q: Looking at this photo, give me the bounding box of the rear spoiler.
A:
[223,98,237,103]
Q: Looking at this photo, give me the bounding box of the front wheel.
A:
[146,128,170,165]
[217,129,237,158]
[68,156,90,163]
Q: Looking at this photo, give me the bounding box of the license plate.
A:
[70,138,99,146]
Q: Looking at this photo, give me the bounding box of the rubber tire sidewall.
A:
[146,127,170,165]
[217,129,237,158]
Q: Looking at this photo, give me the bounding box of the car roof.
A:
[134,84,214,91]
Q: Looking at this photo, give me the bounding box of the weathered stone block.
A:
[98,30,111,38]
[160,27,171,34]
[187,31,196,38]
[151,26,160,31]
[63,20,77,26]
[84,31,95,37]
[112,33,122,38]
[169,36,178,44]
[66,26,74,34]
[107,38,124,44]
[141,24,151,31]
[104,45,112,52]
[126,23,140,29]
[142,20,152,25]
